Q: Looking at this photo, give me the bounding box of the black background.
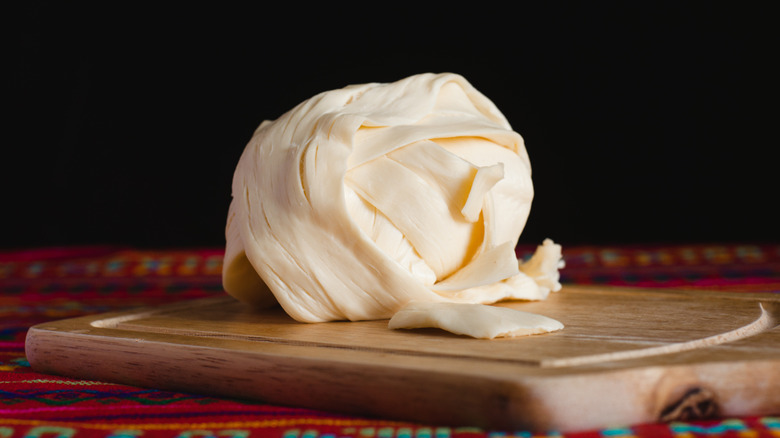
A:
[6,2,776,250]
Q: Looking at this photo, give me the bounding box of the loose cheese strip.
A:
[388,301,564,339]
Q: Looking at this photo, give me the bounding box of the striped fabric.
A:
[1,244,779,438]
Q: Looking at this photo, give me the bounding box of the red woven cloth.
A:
[2,244,779,438]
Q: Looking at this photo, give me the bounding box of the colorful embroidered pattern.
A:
[1,245,779,438]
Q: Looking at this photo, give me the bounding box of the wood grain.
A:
[25,285,780,432]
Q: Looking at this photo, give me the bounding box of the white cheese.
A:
[222,72,564,337]
[388,301,564,339]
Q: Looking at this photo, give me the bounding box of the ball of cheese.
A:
[223,72,562,325]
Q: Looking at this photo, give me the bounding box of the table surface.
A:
[2,243,779,438]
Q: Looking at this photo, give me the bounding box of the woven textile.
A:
[1,244,779,438]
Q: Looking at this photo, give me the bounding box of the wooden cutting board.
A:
[25,285,780,432]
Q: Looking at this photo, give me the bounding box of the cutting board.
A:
[25,285,780,432]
